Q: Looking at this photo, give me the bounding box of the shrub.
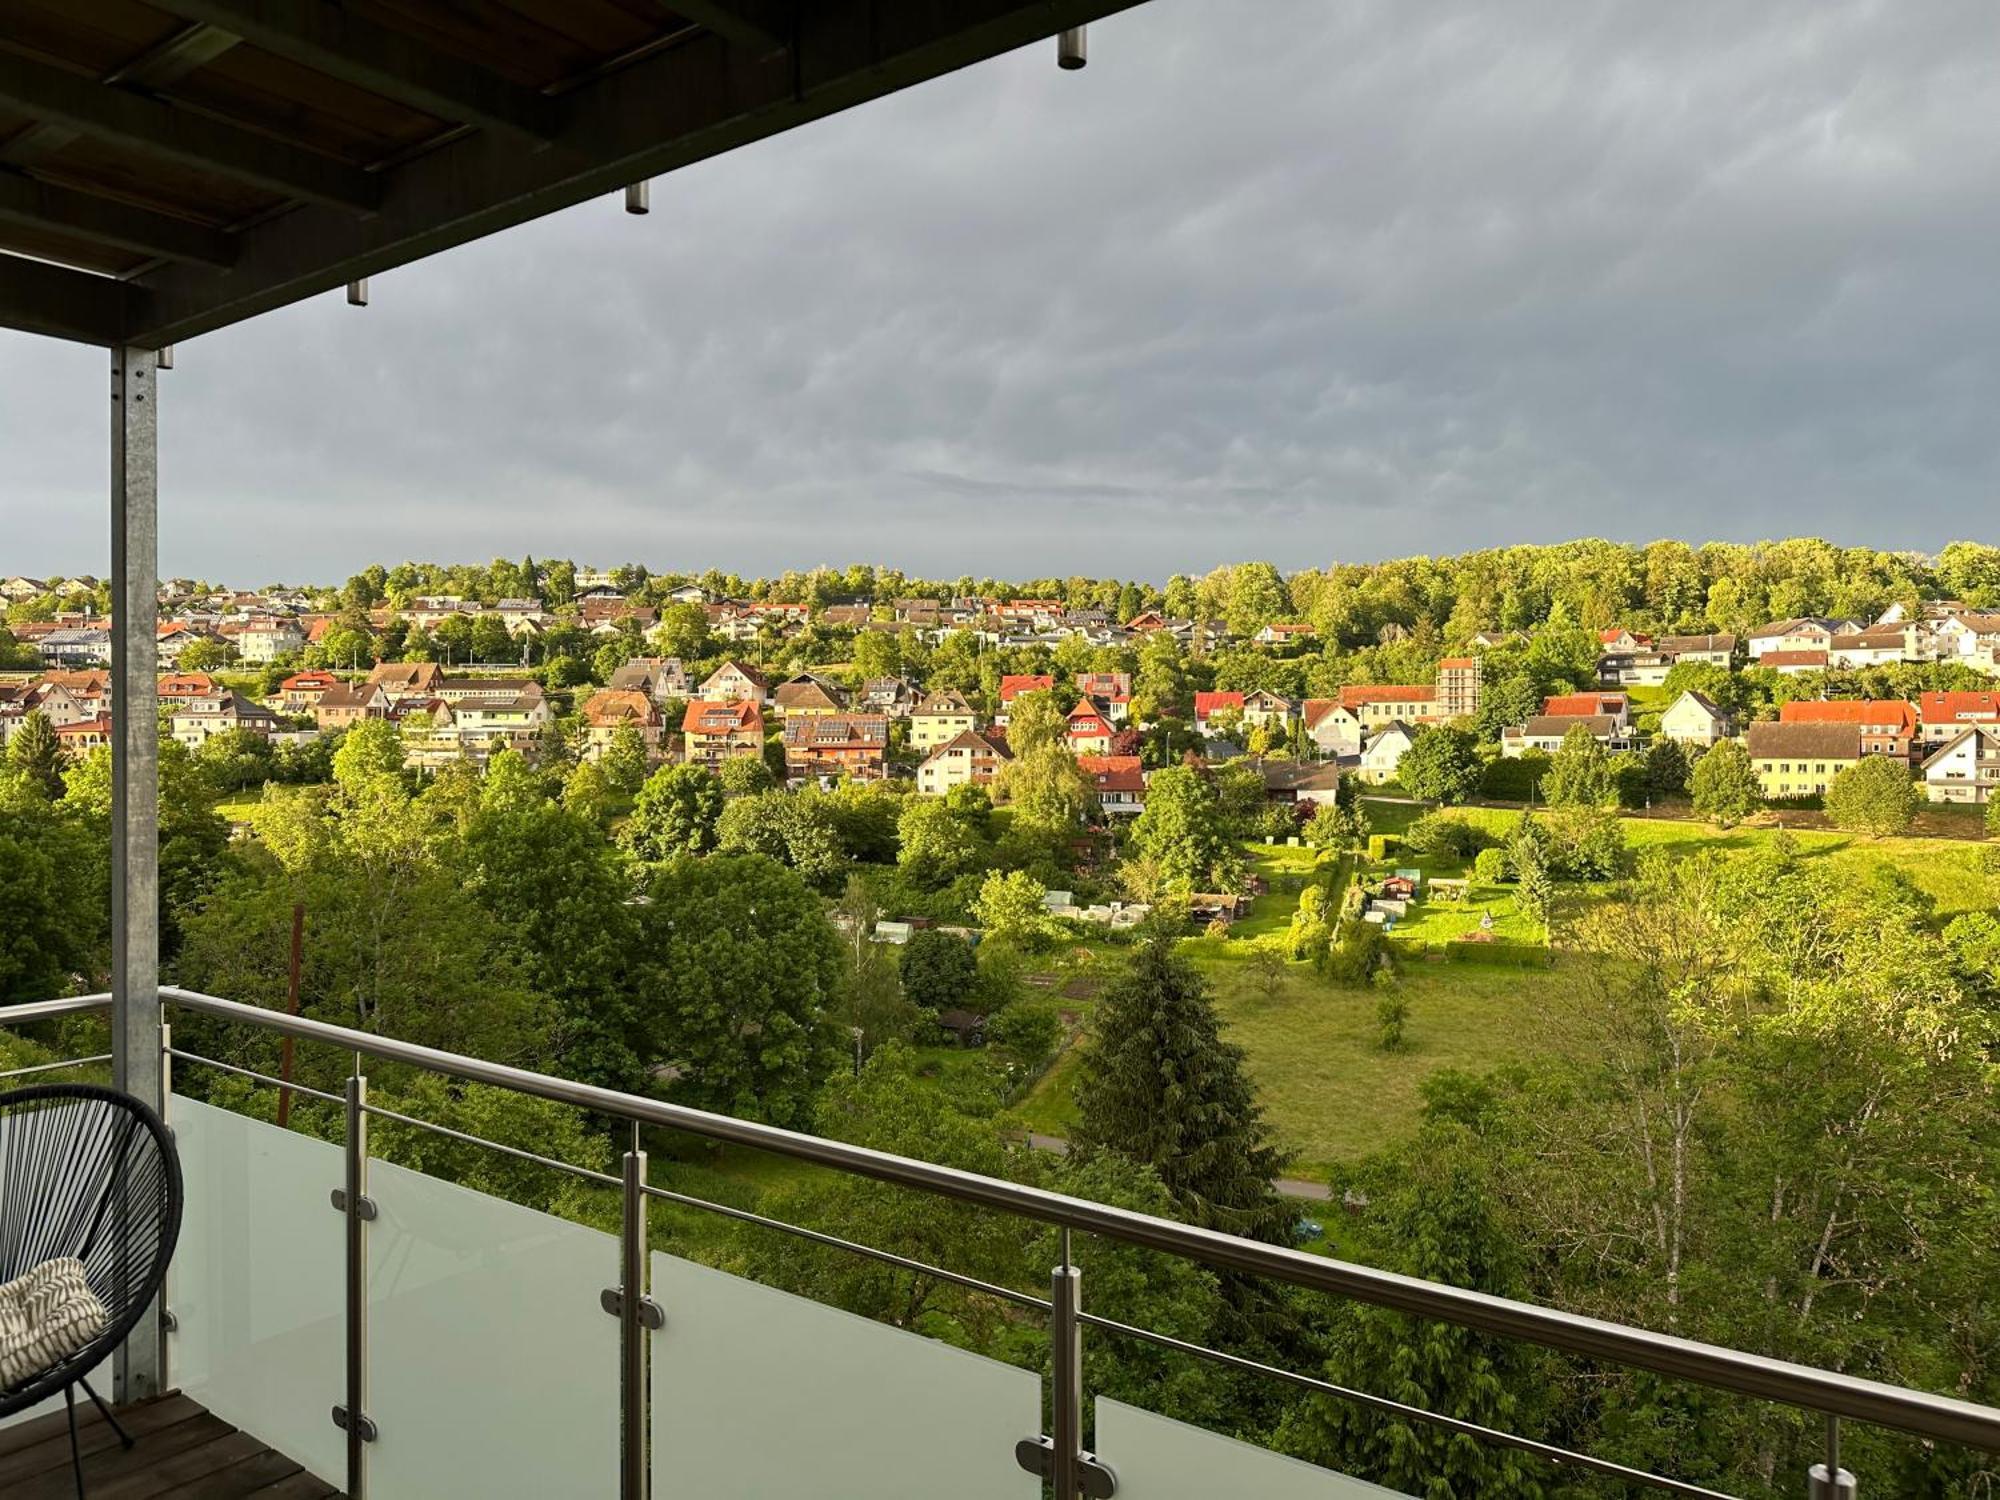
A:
[1374,984,1409,1051]
[1323,917,1386,984]
[1403,813,1486,859]
[1472,846,1511,884]
[1364,834,1400,863]
[990,1001,1062,1070]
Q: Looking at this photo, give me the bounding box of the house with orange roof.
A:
[917,728,1012,797]
[1543,691,1629,728]
[995,674,1055,725]
[1917,690,2000,747]
[681,699,764,767]
[1077,754,1146,817]
[277,669,341,711]
[1301,698,1364,757]
[1778,699,1916,759]
[1338,683,1445,732]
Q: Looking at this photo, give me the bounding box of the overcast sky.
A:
[4,0,1998,587]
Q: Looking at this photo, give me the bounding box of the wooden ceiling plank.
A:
[144,0,562,144]
[0,49,377,211]
[0,166,235,264]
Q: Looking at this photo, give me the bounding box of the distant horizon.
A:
[5,533,1994,596]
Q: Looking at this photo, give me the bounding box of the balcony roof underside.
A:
[0,0,1137,349]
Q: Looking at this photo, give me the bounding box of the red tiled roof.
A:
[1758,650,1829,667]
[1544,692,1625,717]
[1194,691,1244,716]
[682,699,761,734]
[998,674,1054,701]
[1919,691,2000,724]
[1779,699,1915,735]
[1076,754,1145,792]
[1436,656,1476,669]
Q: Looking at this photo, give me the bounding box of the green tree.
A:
[1540,723,1618,808]
[1824,754,1921,837]
[718,755,775,796]
[6,711,65,799]
[970,869,1055,946]
[1276,1145,1545,1496]
[634,854,843,1127]
[1130,765,1244,892]
[1689,739,1759,827]
[997,744,1093,840]
[716,788,846,889]
[990,1000,1061,1070]
[1073,935,1293,1239]
[175,636,236,671]
[1004,689,1065,753]
[1394,725,1483,805]
[898,928,979,1011]
[599,724,651,796]
[622,763,725,859]
[896,796,984,890]
[0,776,101,1002]
[1987,794,2000,840]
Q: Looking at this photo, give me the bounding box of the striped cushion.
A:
[0,1258,108,1390]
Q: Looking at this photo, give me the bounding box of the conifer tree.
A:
[1074,935,1293,1241]
[7,711,65,800]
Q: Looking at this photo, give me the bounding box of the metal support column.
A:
[1051,1250,1083,1500]
[333,1071,377,1496]
[1809,1416,1857,1498]
[110,345,162,1404]
[616,1143,652,1499]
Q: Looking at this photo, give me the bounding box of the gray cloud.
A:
[3,0,1998,585]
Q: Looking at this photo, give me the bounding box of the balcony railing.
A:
[5,987,1999,1499]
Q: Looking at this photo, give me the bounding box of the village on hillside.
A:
[4,566,1998,823]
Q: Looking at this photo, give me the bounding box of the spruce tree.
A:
[7,711,65,800]
[1074,934,1293,1241]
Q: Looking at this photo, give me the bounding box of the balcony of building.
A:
[4,987,1998,1499]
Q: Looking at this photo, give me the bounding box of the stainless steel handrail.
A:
[138,986,2000,1453]
[6,987,1999,1454]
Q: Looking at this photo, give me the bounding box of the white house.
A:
[1301,699,1364,758]
[1919,724,2000,804]
[1358,721,1417,784]
[1660,691,1730,747]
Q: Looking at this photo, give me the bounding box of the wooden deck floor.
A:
[0,1392,340,1498]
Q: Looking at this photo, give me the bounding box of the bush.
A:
[1322,917,1386,984]
[898,929,979,1011]
[1481,750,1549,802]
[1403,813,1486,859]
[1374,984,1409,1051]
[1472,846,1511,884]
[990,1001,1062,1070]
[1364,834,1400,863]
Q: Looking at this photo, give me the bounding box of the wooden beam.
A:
[671,0,792,54]
[0,52,377,212]
[0,253,135,344]
[0,171,236,267]
[143,0,562,145]
[126,0,1146,347]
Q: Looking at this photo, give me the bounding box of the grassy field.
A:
[1207,959,1582,1171]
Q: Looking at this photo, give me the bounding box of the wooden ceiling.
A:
[0,0,1139,348]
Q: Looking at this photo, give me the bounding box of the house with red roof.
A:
[681,699,764,767]
[1193,690,1244,738]
[1076,754,1146,817]
[1065,698,1116,756]
[1779,699,1916,759]
[277,669,341,711]
[1599,628,1653,652]
[1073,671,1132,722]
[1918,690,2000,747]
[995,674,1055,725]
[1543,691,1629,728]
[1301,698,1364,757]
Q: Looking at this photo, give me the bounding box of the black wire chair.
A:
[0,1084,183,1498]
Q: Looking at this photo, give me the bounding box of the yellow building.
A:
[910,689,978,751]
[1745,721,1861,799]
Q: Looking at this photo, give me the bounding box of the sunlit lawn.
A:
[1207,959,1584,1173]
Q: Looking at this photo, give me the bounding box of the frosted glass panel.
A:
[651,1252,1040,1499]
[169,1095,346,1486]
[366,1158,619,1499]
[1096,1399,1410,1498]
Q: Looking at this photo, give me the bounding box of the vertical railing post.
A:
[619,1139,651,1500]
[110,344,162,1405]
[1050,1235,1083,1500]
[336,1070,375,1498]
[1809,1415,1857,1498]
